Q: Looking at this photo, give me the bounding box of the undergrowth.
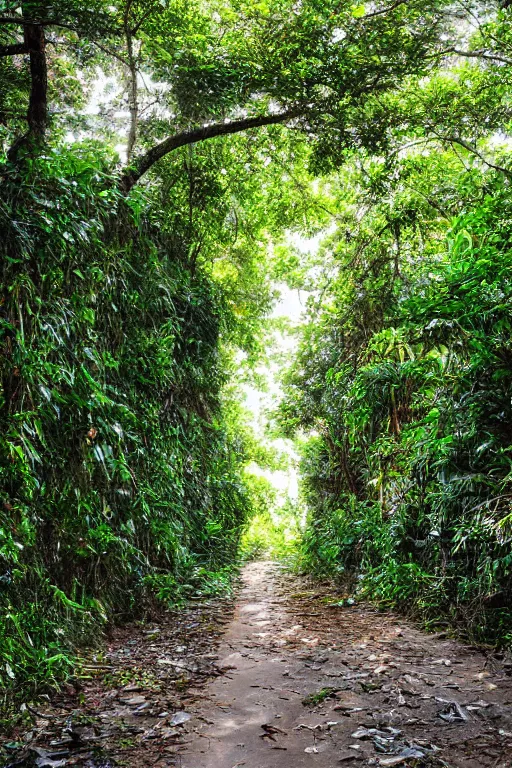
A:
[0,149,258,710]
[240,475,302,563]
[282,171,512,646]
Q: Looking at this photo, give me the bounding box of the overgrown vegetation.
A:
[0,148,263,701]
[278,6,512,643]
[240,476,301,562]
[2,0,512,714]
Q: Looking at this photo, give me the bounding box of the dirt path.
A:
[177,561,512,768]
[5,562,512,768]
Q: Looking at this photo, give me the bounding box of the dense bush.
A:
[0,150,255,702]
[281,167,512,644]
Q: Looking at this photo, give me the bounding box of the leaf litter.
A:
[1,595,236,768]
[3,563,512,768]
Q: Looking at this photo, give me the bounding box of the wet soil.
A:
[4,562,512,768]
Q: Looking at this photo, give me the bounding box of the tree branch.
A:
[0,16,25,25]
[131,1,161,35]
[433,132,512,177]
[0,41,28,56]
[120,109,302,192]
[442,46,512,66]
[0,15,90,32]
[362,0,409,19]
[90,39,129,66]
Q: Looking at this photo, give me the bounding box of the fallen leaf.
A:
[169,711,192,726]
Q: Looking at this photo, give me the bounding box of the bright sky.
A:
[243,284,307,503]
[243,233,321,505]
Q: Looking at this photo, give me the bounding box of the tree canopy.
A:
[1,0,460,181]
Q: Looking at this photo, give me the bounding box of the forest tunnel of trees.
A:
[2,0,512,708]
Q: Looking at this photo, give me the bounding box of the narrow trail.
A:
[178,562,512,768]
[7,562,512,768]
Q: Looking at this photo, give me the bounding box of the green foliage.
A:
[302,687,339,706]
[0,147,263,704]
[144,565,237,605]
[240,476,301,562]
[281,136,512,644]
[2,0,512,714]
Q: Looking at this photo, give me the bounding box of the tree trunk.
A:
[124,1,138,162]
[24,19,47,137]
